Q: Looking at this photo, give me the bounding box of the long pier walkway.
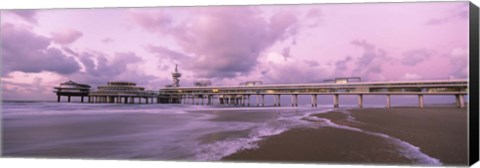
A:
[158,79,468,108]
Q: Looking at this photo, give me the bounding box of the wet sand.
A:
[346,107,468,165]
[222,107,468,166]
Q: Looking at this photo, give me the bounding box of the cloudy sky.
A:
[1,1,469,100]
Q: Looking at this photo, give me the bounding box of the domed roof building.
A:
[88,81,157,104]
[53,80,91,102]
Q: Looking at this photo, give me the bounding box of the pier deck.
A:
[158,79,468,108]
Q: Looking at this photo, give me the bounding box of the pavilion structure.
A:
[88,81,157,104]
[53,80,91,102]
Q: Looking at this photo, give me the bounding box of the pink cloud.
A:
[305,8,322,27]
[0,2,470,100]
[134,6,301,79]
[1,23,81,76]
[50,29,83,45]
[425,3,468,25]
[101,37,114,43]
[129,9,172,33]
[9,10,38,25]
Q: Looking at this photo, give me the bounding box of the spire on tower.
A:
[172,64,182,87]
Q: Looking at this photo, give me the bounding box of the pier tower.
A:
[172,64,182,87]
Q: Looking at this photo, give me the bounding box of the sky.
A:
[0,1,470,101]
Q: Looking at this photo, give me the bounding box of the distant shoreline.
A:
[222,106,468,166]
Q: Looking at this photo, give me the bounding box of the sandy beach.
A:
[222,106,468,166]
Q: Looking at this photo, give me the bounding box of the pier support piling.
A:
[256,95,260,107]
[242,96,245,106]
[277,95,281,107]
[292,95,296,107]
[311,95,316,107]
[273,95,277,107]
[290,94,298,107]
[459,95,464,108]
[456,94,465,108]
[386,95,391,108]
[358,94,363,108]
[262,95,265,107]
[418,95,424,108]
[333,94,339,108]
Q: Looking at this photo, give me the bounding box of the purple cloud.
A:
[79,51,142,78]
[448,48,468,78]
[351,40,388,79]
[335,56,352,71]
[305,8,322,27]
[303,60,320,67]
[9,10,38,24]
[401,49,430,66]
[50,29,83,45]
[1,77,50,100]
[129,10,172,33]
[61,46,80,56]
[1,23,81,76]
[264,64,329,84]
[132,6,300,79]
[101,37,114,43]
[68,50,162,89]
[146,45,190,61]
[306,8,322,18]
[281,47,291,61]
[425,3,468,25]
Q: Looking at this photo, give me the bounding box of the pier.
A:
[88,81,157,104]
[158,79,468,108]
[53,81,91,102]
[54,66,468,108]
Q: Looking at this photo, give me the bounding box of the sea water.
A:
[2,101,329,160]
[1,101,440,165]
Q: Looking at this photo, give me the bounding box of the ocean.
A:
[1,101,443,165]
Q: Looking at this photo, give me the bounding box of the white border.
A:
[0,0,474,9]
[1,0,479,168]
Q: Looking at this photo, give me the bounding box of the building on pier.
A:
[323,77,361,84]
[239,81,263,86]
[53,80,91,102]
[194,80,212,87]
[159,65,183,103]
[159,79,468,108]
[88,81,157,104]
[172,64,182,87]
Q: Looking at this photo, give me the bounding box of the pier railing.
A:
[158,79,468,108]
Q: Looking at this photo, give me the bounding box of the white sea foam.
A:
[194,122,291,161]
[303,114,443,166]
[2,104,194,117]
[193,107,332,161]
[194,137,259,161]
[3,101,442,165]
